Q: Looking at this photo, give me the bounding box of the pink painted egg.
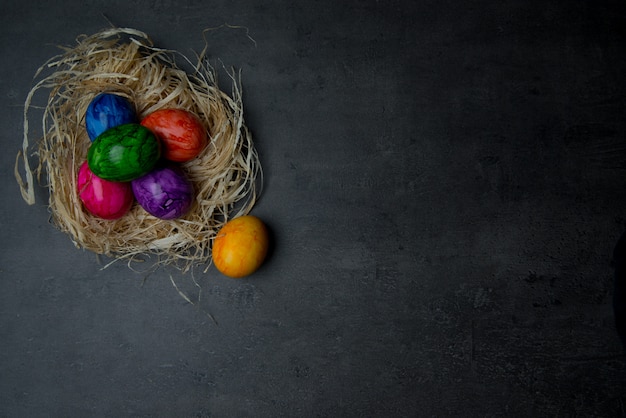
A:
[77,161,134,220]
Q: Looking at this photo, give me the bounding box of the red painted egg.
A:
[77,162,134,220]
[140,109,208,162]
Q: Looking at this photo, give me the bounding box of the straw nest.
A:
[15,27,262,273]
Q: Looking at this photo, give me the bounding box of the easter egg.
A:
[87,123,161,182]
[77,161,134,220]
[212,216,269,278]
[131,165,194,220]
[140,109,208,162]
[85,93,137,141]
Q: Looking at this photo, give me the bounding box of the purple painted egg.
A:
[131,165,193,220]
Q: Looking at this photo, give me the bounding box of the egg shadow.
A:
[260,220,276,275]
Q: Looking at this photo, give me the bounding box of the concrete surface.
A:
[2,0,626,416]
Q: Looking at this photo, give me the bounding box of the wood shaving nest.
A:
[15,27,262,273]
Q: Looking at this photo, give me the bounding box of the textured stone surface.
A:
[2,0,626,416]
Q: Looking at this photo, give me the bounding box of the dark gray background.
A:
[2,0,626,416]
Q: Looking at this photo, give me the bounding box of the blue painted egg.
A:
[85,93,137,141]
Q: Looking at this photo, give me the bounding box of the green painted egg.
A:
[87,124,161,182]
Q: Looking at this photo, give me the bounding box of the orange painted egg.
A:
[140,109,208,162]
[212,216,269,278]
